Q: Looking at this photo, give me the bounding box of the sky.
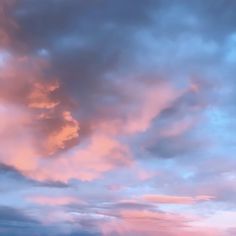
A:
[0,0,236,235]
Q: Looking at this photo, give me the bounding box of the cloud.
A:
[0,206,101,236]
[0,206,51,236]
[159,117,197,138]
[0,162,70,193]
[140,194,214,205]
[27,195,84,206]
[0,1,236,236]
[0,205,37,224]
[0,0,18,48]
[101,209,192,236]
[44,111,80,155]
[30,133,132,182]
[27,80,60,109]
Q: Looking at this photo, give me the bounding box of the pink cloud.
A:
[45,111,80,154]
[101,209,225,236]
[101,209,192,236]
[27,195,85,206]
[123,81,183,134]
[30,133,132,182]
[140,194,214,205]
[0,104,39,170]
[0,53,136,183]
[27,81,60,109]
[0,54,82,180]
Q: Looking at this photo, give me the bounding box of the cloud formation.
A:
[0,0,235,235]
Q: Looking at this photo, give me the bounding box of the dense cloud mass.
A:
[0,0,236,235]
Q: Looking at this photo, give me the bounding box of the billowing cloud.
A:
[28,80,60,109]
[30,133,132,182]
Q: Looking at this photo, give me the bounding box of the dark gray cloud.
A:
[7,0,230,139]
[0,205,101,236]
[0,206,47,236]
[8,1,161,128]
[2,0,232,143]
[0,205,36,223]
[147,135,200,158]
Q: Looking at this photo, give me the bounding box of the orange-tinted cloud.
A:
[28,81,60,109]
[29,133,132,182]
[0,53,81,182]
[0,54,80,156]
[45,111,80,154]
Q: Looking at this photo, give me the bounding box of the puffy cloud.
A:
[45,111,80,154]
[0,54,80,158]
[30,133,132,182]
[28,80,60,109]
